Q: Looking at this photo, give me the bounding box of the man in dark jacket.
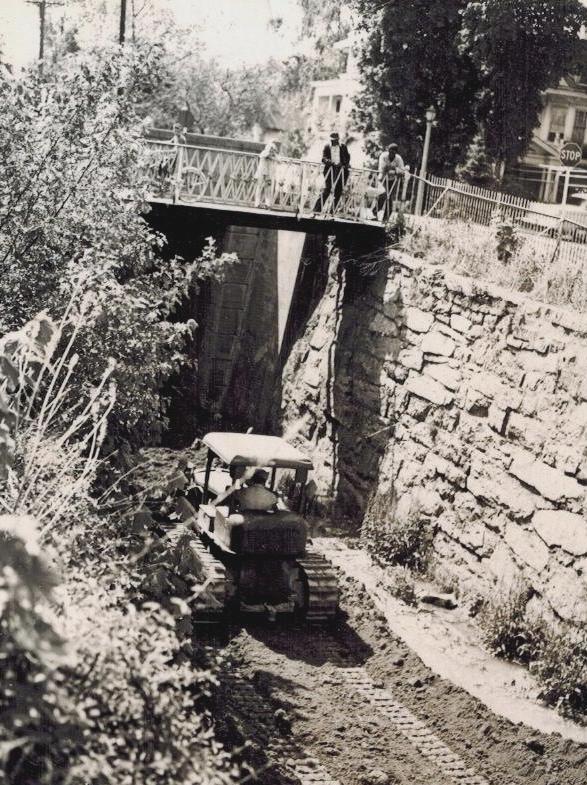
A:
[313,132,351,214]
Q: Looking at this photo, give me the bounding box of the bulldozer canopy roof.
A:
[203,432,313,470]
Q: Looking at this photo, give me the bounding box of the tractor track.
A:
[212,620,485,785]
[340,667,492,785]
[205,556,587,785]
[223,669,342,785]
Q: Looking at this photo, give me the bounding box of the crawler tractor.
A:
[177,432,339,622]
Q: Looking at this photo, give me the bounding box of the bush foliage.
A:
[0,46,235,447]
[478,587,545,664]
[478,588,587,718]
[0,310,244,784]
[0,43,241,784]
[362,492,433,573]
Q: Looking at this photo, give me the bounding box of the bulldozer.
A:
[175,432,339,623]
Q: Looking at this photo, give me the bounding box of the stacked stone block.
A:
[281,247,587,625]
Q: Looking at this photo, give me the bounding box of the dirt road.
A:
[204,562,587,785]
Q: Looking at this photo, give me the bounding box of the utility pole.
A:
[119,0,127,44]
[26,0,63,68]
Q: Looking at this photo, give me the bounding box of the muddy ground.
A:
[201,559,587,785]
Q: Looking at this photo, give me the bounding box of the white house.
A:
[506,71,587,203]
[306,38,367,167]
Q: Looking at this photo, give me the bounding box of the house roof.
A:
[530,134,560,158]
[202,432,313,469]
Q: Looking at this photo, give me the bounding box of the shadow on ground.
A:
[244,612,374,667]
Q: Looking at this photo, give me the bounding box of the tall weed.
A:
[0,306,243,784]
[477,587,587,718]
[363,492,433,572]
[478,587,546,664]
[401,216,587,312]
[532,626,587,717]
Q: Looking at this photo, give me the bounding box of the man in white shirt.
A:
[374,143,405,220]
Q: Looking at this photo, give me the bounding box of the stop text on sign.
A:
[560,142,582,167]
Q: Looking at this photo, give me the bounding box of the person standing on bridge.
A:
[159,124,187,192]
[254,140,281,208]
[313,132,350,215]
[374,143,405,221]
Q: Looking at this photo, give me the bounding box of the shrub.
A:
[62,588,238,785]
[0,48,236,448]
[478,587,546,664]
[363,492,433,572]
[385,566,418,606]
[532,626,587,717]
[478,586,587,718]
[0,313,243,784]
[492,210,519,263]
[0,515,75,785]
[456,132,497,188]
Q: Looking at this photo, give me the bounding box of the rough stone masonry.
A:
[281,245,587,626]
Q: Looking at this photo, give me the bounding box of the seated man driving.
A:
[232,469,278,513]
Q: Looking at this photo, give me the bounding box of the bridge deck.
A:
[142,138,405,234]
[148,195,386,235]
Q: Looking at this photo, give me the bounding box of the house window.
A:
[572,109,587,145]
[334,96,342,113]
[547,106,566,141]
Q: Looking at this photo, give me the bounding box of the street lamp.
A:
[415,104,437,215]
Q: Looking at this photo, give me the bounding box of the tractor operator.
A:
[233,469,278,512]
[215,468,278,513]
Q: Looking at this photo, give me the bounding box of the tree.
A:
[151,55,283,136]
[351,0,587,176]
[297,0,351,50]
[0,45,235,447]
[460,0,587,166]
[456,131,497,186]
[353,0,481,175]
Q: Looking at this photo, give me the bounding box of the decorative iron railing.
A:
[141,139,411,224]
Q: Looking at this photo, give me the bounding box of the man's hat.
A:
[330,132,340,140]
[251,468,269,485]
[388,142,398,150]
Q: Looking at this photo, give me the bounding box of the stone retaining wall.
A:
[281,246,587,625]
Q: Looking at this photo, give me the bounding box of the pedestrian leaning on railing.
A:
[374,143,406,221]
[254,140,281,208]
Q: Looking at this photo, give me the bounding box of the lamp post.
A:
[415,104,436,216]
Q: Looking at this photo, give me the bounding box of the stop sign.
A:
[560,142,582,167]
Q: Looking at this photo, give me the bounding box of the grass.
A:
[362,491,434,573]
[400,215,587,313]
[478,586,546,665]
[477,587,587,719]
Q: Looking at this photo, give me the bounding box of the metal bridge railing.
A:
[141,139,410,224]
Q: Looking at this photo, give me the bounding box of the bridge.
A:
[141,132,405,236]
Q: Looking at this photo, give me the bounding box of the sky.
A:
[0,0,306,69]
